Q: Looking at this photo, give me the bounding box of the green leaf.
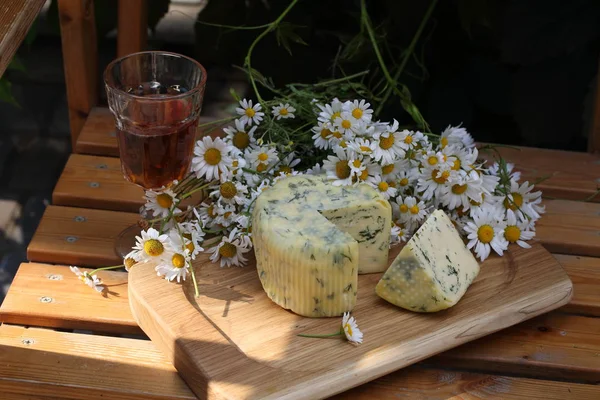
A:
[274,22,308,56]
[7,55,26,72]
[229,87,241,101]
[0,78,20,107]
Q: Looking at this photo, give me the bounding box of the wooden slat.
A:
[537,199,600,257]
[53,154,143,212]
[27,205,139,266]
[75,107,222,157]
[0,263,138,334]
[117,0,147,57]
[0,324,194,399]
[555,254,600,317]
[58,0,98,148]
[490,146,600,202]
[333,366,600,399]
[432,312,600,383]
[0,0,46,77]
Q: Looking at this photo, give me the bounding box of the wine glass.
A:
[104,51,207,258]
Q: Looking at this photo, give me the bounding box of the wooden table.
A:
[1,106,600,399]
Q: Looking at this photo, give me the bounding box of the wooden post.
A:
[117,0,148,57]
[58,0,98,150]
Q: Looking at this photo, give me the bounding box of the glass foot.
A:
[114,224,142,259]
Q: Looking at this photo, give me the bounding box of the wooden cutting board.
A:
[128,242,572,400]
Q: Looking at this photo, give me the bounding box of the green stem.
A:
[89,265,124,275]
[189,262,201,298]
[198,116,237,128]
[180,182,212,200]
[375,0,438,116]
[244,0,300,103]
[297,331,343,339]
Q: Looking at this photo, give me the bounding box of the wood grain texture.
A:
[53,153,144,212]
[128,243,573,400]
[555,254,600,317]
[75,107,224,156]
[0,0,45,77]
[117,0,147,57]
[0,324,195,400]
[58,0,98,148]
[488,145,600,202]
[0,263,139,334]
[536,199,600,257]
[27,205,139,266]
[332,366,600,399]
[434,312,600,383]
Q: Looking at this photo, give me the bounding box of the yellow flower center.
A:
[381,164,394,175]
[219,181,237,199]
[204,148,222,166]
[232,131,250,150]
[441,137,448,148]
[232,160,239,168]
[258,152,269,162]
[352,108,363,119]
[143,239,164,257]
[399,204,409,213]
[378,181,389,192]
[477,225,495,244]
[452,184,468,195]
[185,242,195,253]
[388,180,397,188]
[224,211,232,219]
[379,135,394,150]
[256,163,268,172]
[409,205,420,214]
[124,257,137,269]
[332,131,343,139]
[344,323,353,336]
[341,119,352,129]
[331,111,341,121]
[451,158,461,171]
[207,204,217,218]
[504,225,521,243]
[339,140,347,148]
[456,206,467,217]
[399,178,409,186]
[172,253,186,268]
[352,159,362,168]
[276,166,292,175]
[336,161,351,179]
[279,108,289,116]
[404,135,413,144]
[360,145,372,153]
[156,193,173,209]
[431,169,450,184]
[359,169,369,181]
[503,193,524,211]
[219,242,237,258]
[320,128,332,139]
[245,108,255,117]
[427,156,438,166]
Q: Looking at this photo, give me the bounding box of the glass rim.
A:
[103,50,208,101]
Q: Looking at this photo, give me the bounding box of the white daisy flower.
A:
[323,147,353,186]
[440,125,475,149]
[402,196,428,225]
[369,175,397,200]
[271,103,296,120]
[352,120,375,138]
[503,209,535,248]
[123,257,137,271]
[235,98,264,126]
[191,136,233,181]
[229,156,247,180]
[501,179,543,220]
[341,312,363,344]
[214,203,238,228]
[194,201,222,228]
[346,137,374,157]
[127,228,174,263]
[333,111,359,137]
[234,214,251,233]
[417,165,457,201]
[443,145,478,172]
[223,118,257,153]
[349,158,379,185]
[421,149,453,171]
[316,98,344,124]
[397,129,424,151]
[390,224,410,245]
[155,250,190,282]
[70,266,104,293]
[210,179,248,205]
[179,221,205,259]
[439,170,484,210]
[143,188,178,218]
[393,195,413,221]
[464,206,508,261]
[305,163,324,175]
[345,99,373,123]
[380,159,408,180]
[488,162,522,182]
[311,121,334,150]
[395,169,417,194]
[274,152,301,176]
[371,120,406,164]
[245,145,278,173]
[208,228,252,267]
